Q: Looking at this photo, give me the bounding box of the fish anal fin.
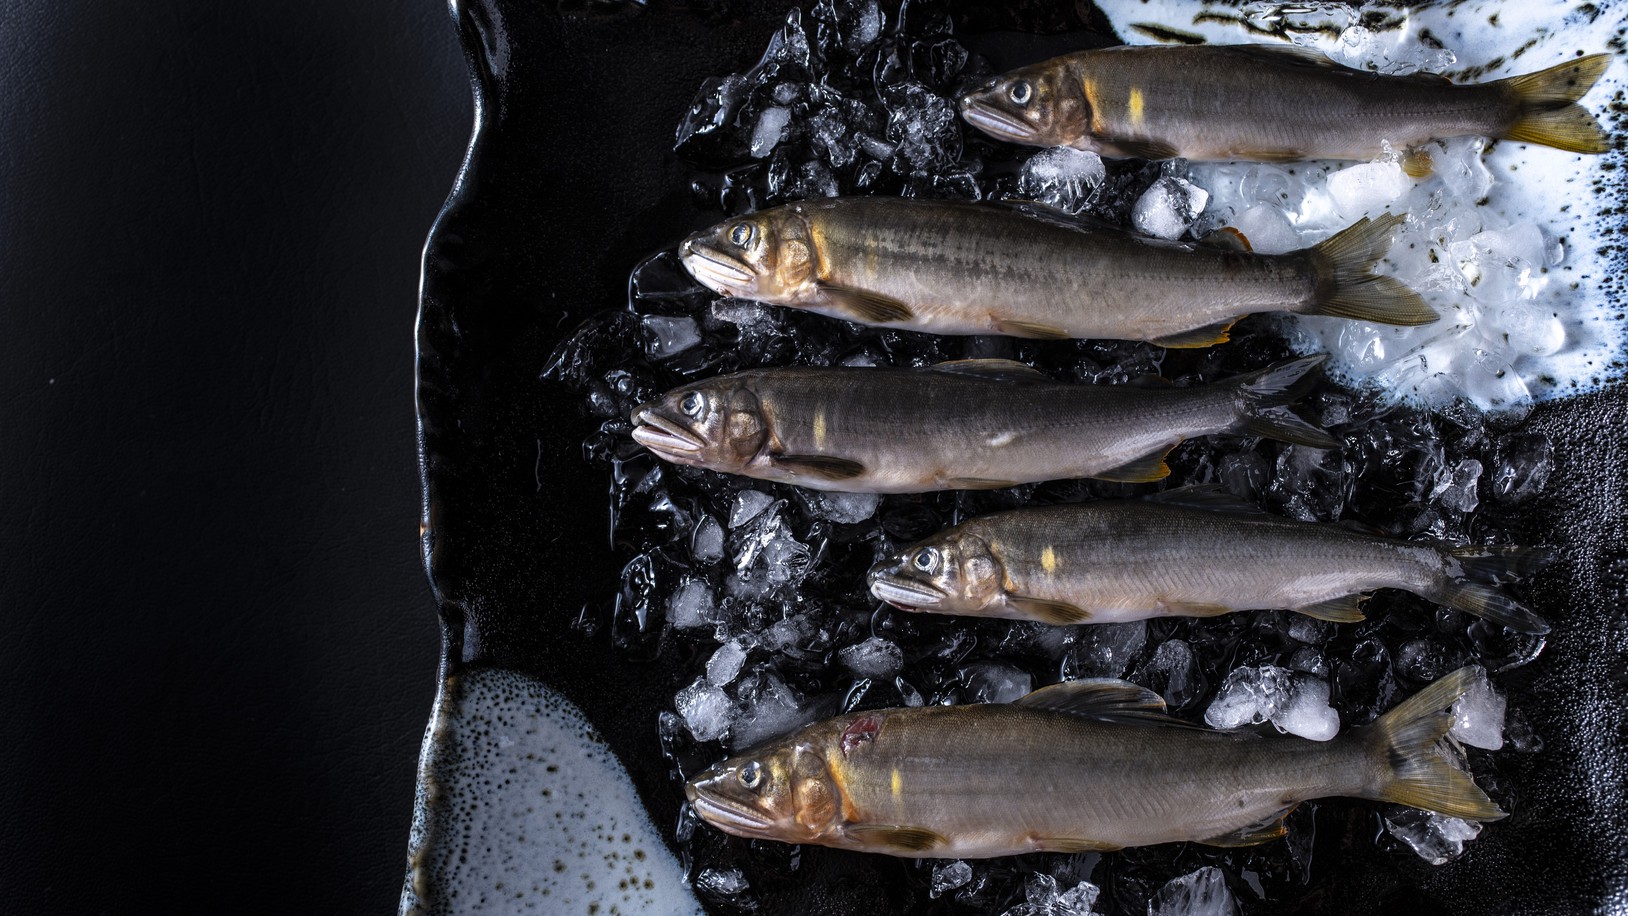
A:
[1401,148,1435,179]
[1198,806,1297,847]
[1200,226,1253,252]
[1295,593,1370,623]
[1095,446,1174,483]
[770,453,866,481]
[816,284,914,324]
[1160,600,1235,618]
[846,824,944,853]
[1151,320,1237,349]
[996,318,1071,340]
[945,477,1024,490]
[929,358,1049,382]
[1007,594,1092,624]
[1017,678,1199,728]
[1033,836,1121,854]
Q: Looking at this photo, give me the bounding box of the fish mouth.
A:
[679,237,755,295]
[685,783,776,837]
[630,405,706,458]
[958,96,1040,144]
[867,564,947,612]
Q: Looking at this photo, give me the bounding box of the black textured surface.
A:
[1,3,469,911]
[416,1,1627,913]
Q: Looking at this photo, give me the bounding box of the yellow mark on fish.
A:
[1128,87,1145,126]
[1041,546,1059,576]
[814,410,828,449]
[890,767,903,799]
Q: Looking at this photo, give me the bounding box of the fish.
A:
[959,44,1612,162]
[684,667,1504,858]
[866,486,1551,633]
[678,197,1434,346]
[630,355,1335,494]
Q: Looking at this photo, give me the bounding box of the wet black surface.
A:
[417,1,1628,913]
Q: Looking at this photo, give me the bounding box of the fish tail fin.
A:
[1496,54,1613,153]
[1303,214,1438,326]
[1428,545,1556,635]
[1229,355,1338,449]
[1360,667,1506,821]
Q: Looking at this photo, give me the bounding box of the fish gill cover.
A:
[541,1,1586,912]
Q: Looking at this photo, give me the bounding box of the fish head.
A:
[868,531,1003,616]
[685,736,842,844]
[679,206,817,303]
[959,61,1089,149]
[631,378,769,472]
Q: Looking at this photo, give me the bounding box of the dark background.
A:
[1,2,470,911]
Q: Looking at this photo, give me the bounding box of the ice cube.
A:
[1132,176,1210,240]
[1054,880,1102,916]
[1325,161,1409,218]
[676,676,737,742]
[696,866,750,898]
[750,106,792,158]
[640,315,702,360]
[1450,666,1505,750]
[730,669,810,749]
[1205,665,1292,730]
[1384,809,1482,864]
[1489,433,1553,506]
[1141,638,1198,708]
[1063,620,1147,679]
[1430,458,1482,514]
[1015,147,1106,214]
[706,637,751,687]
[805,490,881,523]
[692,515,725,562]
[1148,866,1237,916]
[1226,203,1301,254]
[960,661,1032,704]
[930,860,973,899]
[1288,617,1332,645]
[1273,675,1340,741]
[838,636,904,679]
[668,578,715,629]
[729,490,777,528]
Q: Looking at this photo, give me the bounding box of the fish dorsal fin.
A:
[1214,43,1344,70]
[1144,484,1268,516]
[1017,679,1195,727]
[928,358,1049,382]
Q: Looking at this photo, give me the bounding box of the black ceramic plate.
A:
[411,1,1628,912]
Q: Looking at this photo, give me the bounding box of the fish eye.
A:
[680,391,706,418]
[730,223,754,247]
[912,547,939,573]
[739,760,763,790]
[1009,80,1032,106]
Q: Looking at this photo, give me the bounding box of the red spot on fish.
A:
[840,715,879,758]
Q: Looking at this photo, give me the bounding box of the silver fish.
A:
[630,356,1334,493]
[867,487,1550,633]
[679,197,1433,346]
[960,45,1611,161]
[685,668,1503,858]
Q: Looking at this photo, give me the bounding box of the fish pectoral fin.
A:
[1104,136,1179,161]
[1197,806,1297,848]
[995,319,1071,340]
[1144,483,1267,516]
[1033,836,1121,854]
[1294,593,1370,623]
[815,284,914,324]
[770,453,866,481]
[1006,594,1092,624]
[1017,679,1199,728]
[845,824,945,853]
[945,477,1024,490]
[928,358,1049,382]
[1150,320,1237,349]
[1095,446,1175,484]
